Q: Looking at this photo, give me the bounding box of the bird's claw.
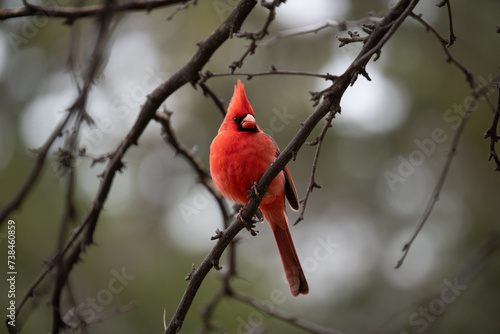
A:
[237,208,259,236]
[247,182,261,199]
[254,208,264,222]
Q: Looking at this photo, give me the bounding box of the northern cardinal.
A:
[209,80,309,296]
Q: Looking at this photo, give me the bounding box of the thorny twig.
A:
[336,30,368,47]
[49,0,117,332]
[294,110,337,226]
[78,148,113,167]
[199,67,338,83]
[0,113,72,228]
[153,108,230,222]
[229,0,285,73]
[51,127,79,332]
[484,83,500,171]
[410,12,474,87]
[260,17,382,47]
[347,0,420,85]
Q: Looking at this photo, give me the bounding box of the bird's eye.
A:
[233,116,242,123]
[233,117,238,122]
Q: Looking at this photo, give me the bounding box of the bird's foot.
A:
[247,182,262,199]
[237,207,259,236]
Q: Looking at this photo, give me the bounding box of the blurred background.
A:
[1,0,500,333]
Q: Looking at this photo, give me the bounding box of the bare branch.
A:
[410,12,473,87]
[396,78,499,268]
[49,1,117,331]
[436,0,456,46]
[347,0,420,85]
[199,66,338,83]
[78,148,113,167]
[0,112,72,228]
[484,83,500,171]
[336,30,368,47]
[230,0,285,72]
[294,110,336,226]
[201,284,228,332]
[373,233,500,334]
[197,82,227,117]
[153,108,230,222]
[164,218,247,333]
[231,290,345,334]
[0,0,189,22]
[261,17,382,47]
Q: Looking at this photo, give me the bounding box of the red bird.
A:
[209,80,309,296]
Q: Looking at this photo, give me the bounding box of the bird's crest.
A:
[218,80,256,133]
[227,79,255,118]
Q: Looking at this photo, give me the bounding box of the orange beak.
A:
[241,114,256,129]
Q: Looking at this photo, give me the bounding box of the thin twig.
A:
[371,233,500,334]
[64,280,91,334]
[294,110,336,225]
[200,287,227,333]
[50,1,117,331]
[197,82,227,117]
[50,125,79,333]
[200,218,238,332]
[0,112,72,228]
[231,290,345,334]
[166,0,196,21]
[347,0,420,86]
[396,80,497,268]
[484,83,500,171]
[199,67,338,83]
[230,0,285,73]
[0,0,188,22]
[337,30,368,47]
[164,217,248,334]
[261,17,382,47]
[154,108,230,222]
[410,12,473,87]
[436,0,456,46]
[78,148,113,167]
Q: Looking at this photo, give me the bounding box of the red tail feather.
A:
[272,225,309,296]
[262,205,308,296]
